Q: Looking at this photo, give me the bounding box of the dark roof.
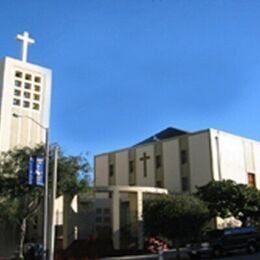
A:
[134,127,188,146]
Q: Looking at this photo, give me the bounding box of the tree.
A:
[0,145,91,259]
[143,194,209,257]
[196,180,260,225]
[49,145,91,196]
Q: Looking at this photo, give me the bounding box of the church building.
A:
[95,127,260,192]
[94,127,260,249]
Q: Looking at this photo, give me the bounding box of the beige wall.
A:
[211,130,245,184]
[94,129,260,194]
[162,139,181,192]
[210,129,260,187]
[189,131,213,192]
[253,143,260,189]
[115,150,129,185]
[0,57,51,152]
[0,60,4,109]
[95,155,109,186]
[136,145,155,187]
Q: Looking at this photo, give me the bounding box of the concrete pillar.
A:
[129,193,138,236]
[63,195,69,249]
[137,191,143,250]
[112,189,120,250]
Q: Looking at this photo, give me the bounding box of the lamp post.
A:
[13,113,49,259]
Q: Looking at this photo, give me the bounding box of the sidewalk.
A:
[101,248,190,259]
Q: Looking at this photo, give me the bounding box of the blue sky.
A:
[1,0,260,164]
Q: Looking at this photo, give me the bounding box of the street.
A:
[219,251,260,260]
[101,250,260,259]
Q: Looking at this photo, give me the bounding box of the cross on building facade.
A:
[140,152,150,177]
[16,31,35,62]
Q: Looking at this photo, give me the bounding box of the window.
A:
[181,150,188,164]
[25,74,32,80]
[15,71,22,78]
[13,99,20,106]
[34,94,40,101]
[23,101,30,108]
[95,216,102,223]
[34,85,41,92]
[15,80,22,87]
[24,92,31,99]
[155,155,161,169]
[24,82,31,90]
[104,208,110,214]
[104,217,110,223]
[96,208,102,214]
[33,103,40,110]
[181,176,189,192]
[129,160,134,173]
[248,173,256,188]
[34,76,41,83]
[14,89,21,96]
[109,164,114,177]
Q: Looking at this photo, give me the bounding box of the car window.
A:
[224,227,256,236]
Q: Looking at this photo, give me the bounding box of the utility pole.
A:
[49,146,58,260]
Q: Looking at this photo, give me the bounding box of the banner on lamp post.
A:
[28,156,45,187]
[28,156,35,186]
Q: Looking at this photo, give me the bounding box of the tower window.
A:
[15,71,22,78]
[33,103,40,110]
[24,92,31,99]
[14,89,21,96]
[13,99,20,106]
[23,101,30,108]
[15,80,22,87]
[34,85,41,92]
[34,94,40,101]
[34,76,41,83]
[25,74,32,81]
[24,83,31,90]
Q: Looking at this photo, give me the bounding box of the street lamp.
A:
[13,113,49,259]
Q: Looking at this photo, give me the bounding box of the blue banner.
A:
[28,156,35,185]
[35,157,45,187]
[28,156,45,187]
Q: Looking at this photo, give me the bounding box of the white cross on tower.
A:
[16,31,35,63]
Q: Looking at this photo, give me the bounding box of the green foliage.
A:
[0,146,44,224]
[0,144,91,257]
[196,180,260,224]
[143,194,209,244]
[0,144,91,223]
[49,146,91,196]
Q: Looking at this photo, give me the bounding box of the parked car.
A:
[186,227,260,258]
